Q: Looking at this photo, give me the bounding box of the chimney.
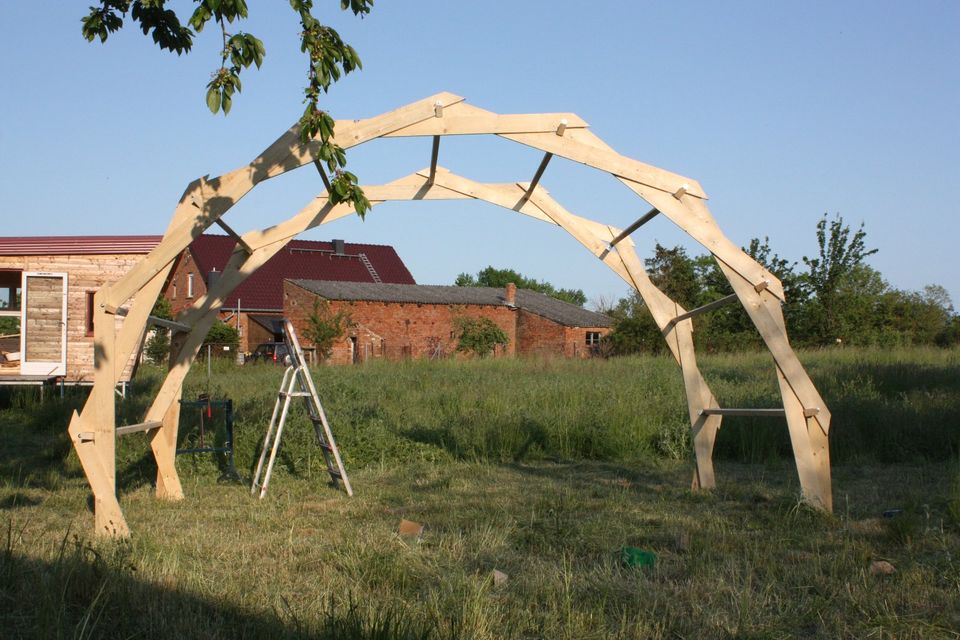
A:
[333,239,346,255]
[504,282,517,307]
[208,269,220,290]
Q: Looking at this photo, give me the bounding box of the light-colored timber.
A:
[71,93,834,537]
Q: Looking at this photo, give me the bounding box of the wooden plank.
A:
[778,366,832,511]
[437,102,706,199]
[214,218,253,254]
[256,92,465,181]
[419,169,559,225]
[67,410,130,537]
[116,421,162,436]
[520,153,553,202]
[383,110,588,137]
[668,293,739,326]
[429,136,440,181]
[152,340,186,500]
[700,408,786,418]
[605,207,659,250]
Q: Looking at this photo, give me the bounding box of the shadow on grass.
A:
[401,417,551,462]
[0,530,435,640]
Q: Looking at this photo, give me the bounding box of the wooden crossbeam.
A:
[148,315,191,334]
[599,207,660,259]
[666,293,739,327]
[609,207,659,248]
[214,218,253,254]
[429,136,440,182]
[700,408,786,418]
[699,407,820,418]
[116,421,162,436]
[520,152,553,203]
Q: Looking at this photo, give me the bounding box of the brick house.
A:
[165,235,415,352]
[0,235,162,382]
[283,280,613,364]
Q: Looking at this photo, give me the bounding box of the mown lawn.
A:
[1,348,959,638]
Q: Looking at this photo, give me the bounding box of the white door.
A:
[20,272,68,376]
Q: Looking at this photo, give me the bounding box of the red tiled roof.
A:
[189,235,415,311]
[0,235,162,256]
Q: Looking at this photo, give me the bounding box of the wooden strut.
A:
[72,92,833,538]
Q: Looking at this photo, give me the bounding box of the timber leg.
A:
[718,261,833,511]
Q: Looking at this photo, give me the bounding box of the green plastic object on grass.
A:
[621,547,657,568]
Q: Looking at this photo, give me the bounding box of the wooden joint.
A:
[77,432,95,443]
[101,302,119,315]
[434,101,443,118]
[802,407,820,418]
[556,119,568,136]
[754,280,770,293]
[673,183,689,200]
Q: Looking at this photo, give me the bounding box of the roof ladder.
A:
[358,253,383,283]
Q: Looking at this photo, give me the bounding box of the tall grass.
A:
[1,347,959,638]
[163,346,960,481]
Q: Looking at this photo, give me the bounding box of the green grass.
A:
[1,348,959,638]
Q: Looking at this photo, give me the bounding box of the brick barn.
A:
[284,280,613,364]
[164,235,415,353]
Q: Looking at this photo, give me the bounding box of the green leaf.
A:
[205,86,221,114]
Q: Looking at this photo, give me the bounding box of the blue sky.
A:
[1,2,957,309]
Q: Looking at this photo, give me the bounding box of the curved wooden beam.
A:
[73,93,833,537]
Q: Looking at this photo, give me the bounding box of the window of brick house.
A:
[586,331,601,346]
[187,273,194,298]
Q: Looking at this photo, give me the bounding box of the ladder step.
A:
[280,391,312,397]
[116,421,163,436]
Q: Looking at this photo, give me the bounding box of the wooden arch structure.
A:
[69,92,831,537]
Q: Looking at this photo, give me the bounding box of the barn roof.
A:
[288,280,613,328]
[189,235,415,311]
[0,235,162,256]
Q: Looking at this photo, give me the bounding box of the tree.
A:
[454,266,587,307]
[303,298,351,360]
[645,244,699,309]
[800,214,878,344]
[453,316,508,358]
[80,0,373,216]
[203,321,240,355]
[144,297,174,363]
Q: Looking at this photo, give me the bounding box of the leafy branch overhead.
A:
[81,0,373,217]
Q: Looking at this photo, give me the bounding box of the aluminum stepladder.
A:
[251,319,353,499]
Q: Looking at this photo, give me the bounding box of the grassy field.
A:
[1,348,959,638]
